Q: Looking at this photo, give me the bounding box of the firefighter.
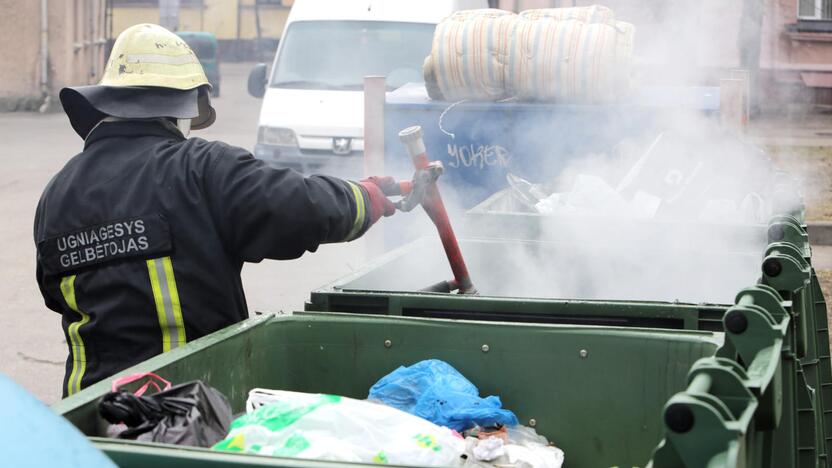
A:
[34,24,399,397]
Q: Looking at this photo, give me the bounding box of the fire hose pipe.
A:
[398,126,477,295]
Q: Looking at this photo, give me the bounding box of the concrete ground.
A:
[748,112,832,148]
[0,63,370,404]
[814,246,832,269]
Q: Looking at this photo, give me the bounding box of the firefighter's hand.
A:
[359,176,398,224]
[362,176,402,197]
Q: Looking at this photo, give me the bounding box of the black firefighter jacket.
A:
[34,121,373,397]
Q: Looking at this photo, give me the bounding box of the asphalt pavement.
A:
[0,63,370,404]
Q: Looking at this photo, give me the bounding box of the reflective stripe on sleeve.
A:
[345,182,366,241]
[60,275,90,396]
[146,256,186,352]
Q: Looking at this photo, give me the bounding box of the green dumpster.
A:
[54,202,830,467]
[56,312,721,467]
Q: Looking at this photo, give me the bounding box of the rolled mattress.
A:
[424,5,634,103]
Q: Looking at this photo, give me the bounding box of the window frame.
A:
[798,0,831,20]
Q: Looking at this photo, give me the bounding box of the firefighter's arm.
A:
[204,145,395,262]
[33,207,63,313]
[35,261,63,313]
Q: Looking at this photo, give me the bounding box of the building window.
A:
[799,0,832,20]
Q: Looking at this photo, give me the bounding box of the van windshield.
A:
[271,20,435,91]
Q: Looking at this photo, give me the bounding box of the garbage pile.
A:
[98,360,565,467]
[504,129,780,225]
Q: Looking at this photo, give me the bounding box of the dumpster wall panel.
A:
[58,313,718,468]
[383,84,718,209]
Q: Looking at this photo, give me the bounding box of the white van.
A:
[247,0,488,176]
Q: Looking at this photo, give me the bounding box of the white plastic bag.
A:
[462,426,565,468]
[213,389,465,466]
[473,437,505,461]
[504,444,565,468]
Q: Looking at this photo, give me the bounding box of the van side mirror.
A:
[247,63,268,98]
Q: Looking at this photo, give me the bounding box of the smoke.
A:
[361,113,784,304]
[463,112,782,304]
[357,2,808,306]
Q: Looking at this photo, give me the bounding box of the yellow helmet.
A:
[101,23,209,90]
[60,23,215,138]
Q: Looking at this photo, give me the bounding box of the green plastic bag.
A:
[213,389,465,466]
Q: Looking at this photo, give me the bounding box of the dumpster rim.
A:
[90,436,414,468]
[52,313,274,414]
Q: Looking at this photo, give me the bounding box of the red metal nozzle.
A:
[398,126,476,294]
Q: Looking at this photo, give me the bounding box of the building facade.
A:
[760,0,832,107]
[112,0,292,61]
[0,0,108,111]
[2,0,831,111]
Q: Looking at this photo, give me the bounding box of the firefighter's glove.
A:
[359,176,398,225]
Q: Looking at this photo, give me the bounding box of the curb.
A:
[808,221,832,246]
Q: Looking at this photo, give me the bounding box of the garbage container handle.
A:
[111,372,172,396]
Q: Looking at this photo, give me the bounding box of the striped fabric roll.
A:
[424,8,516,101]
[510,10,635,103]
[518,5,616,24]
[423,5,635,103]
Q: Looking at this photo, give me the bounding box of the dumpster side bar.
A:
[650,284,787,468]
[651,218,832,468]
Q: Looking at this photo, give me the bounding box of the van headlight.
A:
[258,127,298,147]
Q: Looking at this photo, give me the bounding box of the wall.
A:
[238,2,291,40]
[112,0,290,61]
[0,0,107,111]
[112,5,159,32]
[759,0,832,107]
[0,0,42,108]
[761,0,832,70]
[113,0,290,40]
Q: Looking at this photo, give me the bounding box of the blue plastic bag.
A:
[368,359,518,431]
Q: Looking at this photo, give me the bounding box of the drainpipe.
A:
[39,0,50,112]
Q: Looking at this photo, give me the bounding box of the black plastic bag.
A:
[99,380,232,447]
